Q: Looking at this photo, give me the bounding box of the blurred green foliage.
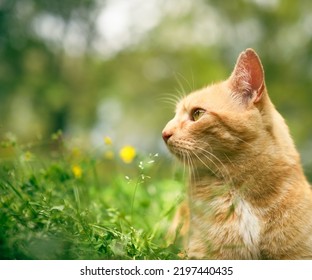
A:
[1,0,312,161]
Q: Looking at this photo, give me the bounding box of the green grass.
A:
[0,132,185,260]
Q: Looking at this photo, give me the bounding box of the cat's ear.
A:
[229,48,265,104]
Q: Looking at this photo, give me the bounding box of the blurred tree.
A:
[0,0,98,138]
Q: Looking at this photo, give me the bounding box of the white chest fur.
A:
[235,198,261,253]
[189,194,262,259]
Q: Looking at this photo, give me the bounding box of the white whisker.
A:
[157,97,180,108]
[194,144,234,187]
[190,150,219,178]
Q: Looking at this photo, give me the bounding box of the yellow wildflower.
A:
[104,150,114,160]
[104,136,112,146]
[72,164,82,179]
[21,151,34,162]
[119,145,136,164]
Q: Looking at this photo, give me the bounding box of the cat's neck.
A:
[189,142,307,208]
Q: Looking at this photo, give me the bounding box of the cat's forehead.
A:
[176,82,231,112]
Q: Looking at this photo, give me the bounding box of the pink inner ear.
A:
[230,49,265,103]
[246,51,264,92]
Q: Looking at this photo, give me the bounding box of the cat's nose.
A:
[162,131,172,143]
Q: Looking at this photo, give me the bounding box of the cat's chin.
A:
[166,146,186,161]
[166,145,192,163]
[168,146,216,170]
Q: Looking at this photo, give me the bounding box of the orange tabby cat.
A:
[162,48,312,259]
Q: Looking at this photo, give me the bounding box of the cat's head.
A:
[162,49,280,171]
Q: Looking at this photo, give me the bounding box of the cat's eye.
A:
[191,108,206,121]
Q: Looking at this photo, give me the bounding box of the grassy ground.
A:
[0,132,185,260]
